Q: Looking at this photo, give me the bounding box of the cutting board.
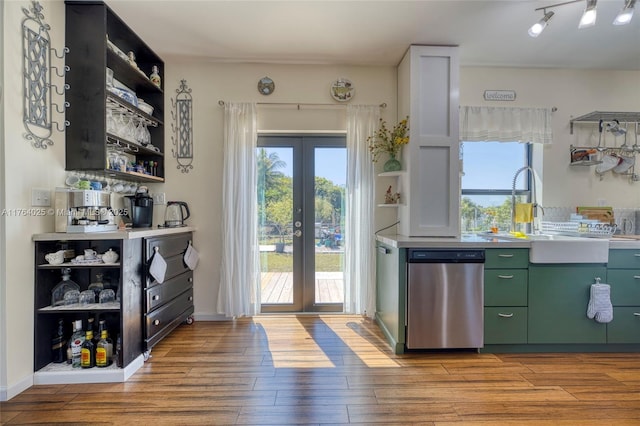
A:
[577,207,614,225]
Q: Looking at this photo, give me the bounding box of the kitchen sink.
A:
[478,232,610,263]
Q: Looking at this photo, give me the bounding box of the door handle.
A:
[294,221,302,228]
[294,230,302,237]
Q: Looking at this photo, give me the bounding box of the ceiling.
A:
[106,0,640,70]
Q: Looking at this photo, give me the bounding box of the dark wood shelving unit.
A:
[65,1,165,183]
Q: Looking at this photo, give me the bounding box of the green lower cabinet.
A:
[484,307,527,344]
[608,270,640,306]
[608,307,640,343]
[528,264,607,344]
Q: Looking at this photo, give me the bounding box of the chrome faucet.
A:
[511,166,543,233]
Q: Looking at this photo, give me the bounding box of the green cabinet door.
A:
[528,264,607,344]
[607,307,640,343]
[485,307,528,344]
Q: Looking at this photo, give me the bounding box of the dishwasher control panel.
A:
[407,249,485,263]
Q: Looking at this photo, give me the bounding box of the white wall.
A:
[460,67,640,208]
[158,59,397,320]
[1,0,67,400]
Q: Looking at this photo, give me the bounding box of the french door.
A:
[257,135,346,313]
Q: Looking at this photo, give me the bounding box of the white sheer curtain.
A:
[344,105,380,317]
[460,106,553,144]
[217,102,260,317]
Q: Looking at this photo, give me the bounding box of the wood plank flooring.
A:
[3,315,640,424]
[261,272,343,304]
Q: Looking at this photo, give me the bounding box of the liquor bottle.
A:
[70,319,84,368]
[149,65,161,88]
[115,335,122,368]
[96,330,112,367]
[81,330,95,368]
[51,318,66,363]
[88,274,104,300]
[94,319,106,346]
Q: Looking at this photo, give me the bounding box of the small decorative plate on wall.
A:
[258,77,275,95]
[330,77,354,102]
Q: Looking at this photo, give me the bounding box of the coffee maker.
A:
[124,190,154,228]
[55,188,118,233]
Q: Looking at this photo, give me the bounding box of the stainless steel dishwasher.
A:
[406,249,485,349]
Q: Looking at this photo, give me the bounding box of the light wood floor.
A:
[261,272,343,304]
[3,315,640,425]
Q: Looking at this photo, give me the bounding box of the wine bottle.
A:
[51,318,66,363]
[80,330,95,368]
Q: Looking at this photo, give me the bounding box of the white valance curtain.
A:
[344,105,380,317]
[217,102,260,318]
[460,106,553,144]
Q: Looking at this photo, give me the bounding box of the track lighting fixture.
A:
[528,11,554,37]
[528,0,635,37]
[613,0,636,25]
[578,0,598,28]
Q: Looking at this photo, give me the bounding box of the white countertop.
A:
[377,233,640,250]
[33,226,196,241]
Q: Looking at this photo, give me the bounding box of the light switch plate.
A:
[32,188,51,206]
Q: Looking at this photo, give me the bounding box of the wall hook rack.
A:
[171,79,194,173]
[22,0,70,149]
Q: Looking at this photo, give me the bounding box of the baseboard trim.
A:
[0,374,34,401]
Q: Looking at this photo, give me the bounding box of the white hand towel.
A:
[184,242,199,271]
[586,283,613,324]
[149,250,167,283]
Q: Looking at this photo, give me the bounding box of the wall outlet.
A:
[151,192,166,205]
[31,188,51,206]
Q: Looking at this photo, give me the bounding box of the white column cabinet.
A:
[397,45,460,237]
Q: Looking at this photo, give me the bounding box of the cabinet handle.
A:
[634,253,640,257]
[633,276,640,279]
[634,313,640,317]
[498,254,514,258]
[498,313,514,318]
[188,296,193,301]
[153,319,160,326]
[188,277,193,282]
[152,295,160,301]
[497,275,514,279]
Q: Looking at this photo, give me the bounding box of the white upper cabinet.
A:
[397,45,460,237]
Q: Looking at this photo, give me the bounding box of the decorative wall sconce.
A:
[171,79,194,173]
[22,0,69,149]
[528,0,636,37]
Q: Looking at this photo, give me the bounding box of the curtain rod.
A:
[218,100,387,109]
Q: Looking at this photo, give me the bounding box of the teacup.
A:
[112,183,124,193]
[102,249,119,264]
[84,249,97,259]
[45,250,65,265]
[78,180,91,190]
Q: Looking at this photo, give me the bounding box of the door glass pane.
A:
[314,147,345,305]
[257,147,293,305]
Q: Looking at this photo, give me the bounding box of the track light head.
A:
[529,11,555,37]
[578,0,598,29]
[613,0,636,25]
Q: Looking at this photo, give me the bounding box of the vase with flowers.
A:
[367,116,409,172]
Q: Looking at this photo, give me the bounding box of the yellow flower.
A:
[367,116,410,162]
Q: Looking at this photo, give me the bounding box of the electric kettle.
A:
[164,201,190,227]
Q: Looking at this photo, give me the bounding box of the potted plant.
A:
[266,199,291,253]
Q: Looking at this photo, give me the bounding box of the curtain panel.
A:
[217,102,260,318]
[460,106,553,144]
[344,105,380,317]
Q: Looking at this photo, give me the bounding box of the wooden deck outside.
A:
[261,272,343,304]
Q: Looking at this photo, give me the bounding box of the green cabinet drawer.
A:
[485,269,528,306]
[608,249,640,269]
[485,249,529,269]
[484,307,527,344]
[607,307,640,343]
[608,270,640,306]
